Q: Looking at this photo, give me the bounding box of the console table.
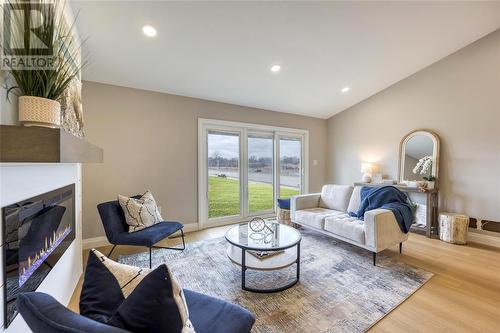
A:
[354,183,439,238]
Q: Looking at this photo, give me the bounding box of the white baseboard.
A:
[183,222,200,233]
[82,223,200,250]
[468,229,500,248]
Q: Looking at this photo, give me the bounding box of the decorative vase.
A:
[426,181,435,190]
[18,96,61,128]
[361,173,372,183]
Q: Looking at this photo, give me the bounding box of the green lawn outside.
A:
[208,176,299,218]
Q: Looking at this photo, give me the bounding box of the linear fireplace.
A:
[2,184,76,327]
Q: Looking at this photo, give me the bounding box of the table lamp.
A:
[361,162,373,183]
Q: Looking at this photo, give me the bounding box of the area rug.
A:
[119,229,432,333]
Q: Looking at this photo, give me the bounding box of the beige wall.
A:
[326,30,500,221]
[82,82,327,239]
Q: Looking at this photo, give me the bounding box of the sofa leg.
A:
[372,252,376,266]
[399,242,402,254]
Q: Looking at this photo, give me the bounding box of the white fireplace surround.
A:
[0,163,82,332]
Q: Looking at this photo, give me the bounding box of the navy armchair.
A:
[97,196,185,268]
[18,291,256,333]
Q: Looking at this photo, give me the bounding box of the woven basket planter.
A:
[19,96,61,128]
[276,207,300,229]
[277,207,291,224]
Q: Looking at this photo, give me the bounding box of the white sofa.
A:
[290,184,408,265]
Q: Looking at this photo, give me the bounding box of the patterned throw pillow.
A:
[118,190,163,232]
[80,249,196,333]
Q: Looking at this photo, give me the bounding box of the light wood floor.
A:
[69,226,500,332]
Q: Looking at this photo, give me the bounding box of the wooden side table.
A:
[439,213,470,244]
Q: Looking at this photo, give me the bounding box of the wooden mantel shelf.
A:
[0,125,103,163]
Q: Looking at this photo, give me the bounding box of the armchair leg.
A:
[180,228,186,249]
[399,242,402,254]
[148,229,186,269]
[372,252,377,266]
[149,247,152,269]
[108,245,117,259]
[153,228,186,251]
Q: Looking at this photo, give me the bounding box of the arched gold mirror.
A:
[398,130,440,189]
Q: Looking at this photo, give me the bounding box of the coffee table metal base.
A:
[240,241,300,293]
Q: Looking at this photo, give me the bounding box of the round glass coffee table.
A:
[225,221,301,293]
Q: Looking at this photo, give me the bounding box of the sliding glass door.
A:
[247,133,274,214]
[199,119,307,228]
[278,137,301,199]
[207,131,241,219]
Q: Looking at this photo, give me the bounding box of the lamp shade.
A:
[361,162,373,173]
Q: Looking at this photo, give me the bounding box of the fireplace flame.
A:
[19,225,72,285]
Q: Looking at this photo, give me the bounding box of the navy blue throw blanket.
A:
[350,186,413,233]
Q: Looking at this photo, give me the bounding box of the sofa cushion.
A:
[319,185,354,212]
[324,213,366,244]
[294,208,343,229]
[17,292,130,333]
[347,186,362,215]
[112,221,183,247]
[184,290,255,333]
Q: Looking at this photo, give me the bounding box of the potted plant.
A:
[413,155,436,189]
[2,0,87,128]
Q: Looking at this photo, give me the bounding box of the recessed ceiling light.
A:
[341,86,350,93]
[142,25,157,37]
[270,64,281,72]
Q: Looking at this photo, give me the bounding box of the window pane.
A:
[208,132,240,218]
[279,138,301,199]
[248,135,274,213]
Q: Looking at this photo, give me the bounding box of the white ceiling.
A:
[70,1,500,119]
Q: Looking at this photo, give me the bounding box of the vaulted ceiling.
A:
[71,1,500,119]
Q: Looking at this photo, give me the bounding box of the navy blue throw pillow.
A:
[80,250,195,332]
[79,250,126,322]
[107,265,194,333]
[277,198,291,210]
